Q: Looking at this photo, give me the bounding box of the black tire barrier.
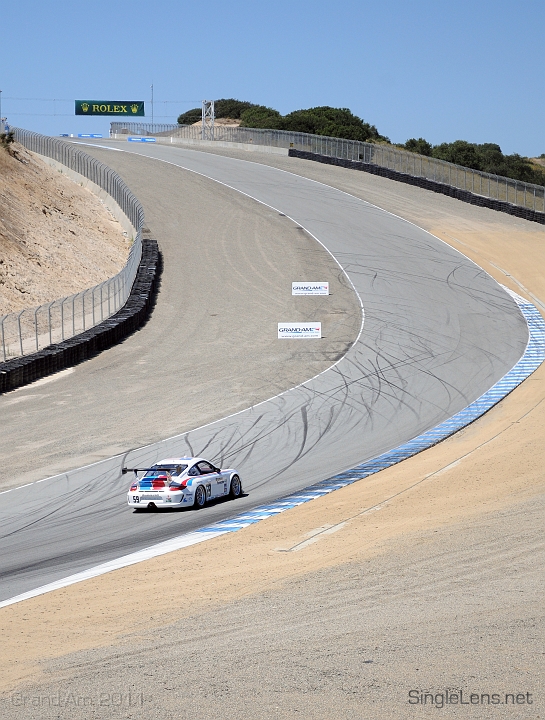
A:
[0,239,161,395]
[289,150,545,226]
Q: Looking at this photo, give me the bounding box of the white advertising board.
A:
[292,282,329,296]
[278,323,322,339]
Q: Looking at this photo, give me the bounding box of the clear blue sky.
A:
[2,0,543,156]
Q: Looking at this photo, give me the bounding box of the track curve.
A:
[0,143,528,602]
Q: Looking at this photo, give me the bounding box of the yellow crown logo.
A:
[81,102,89,112]
[131,104,139,114]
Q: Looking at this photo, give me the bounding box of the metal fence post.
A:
[17,310,24,357]
[1,317,6,362]
[34,307,39,351]
[47,303,53,346]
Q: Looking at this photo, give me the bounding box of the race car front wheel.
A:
[194,484,207,509]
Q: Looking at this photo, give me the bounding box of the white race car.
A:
[124,457,242,511]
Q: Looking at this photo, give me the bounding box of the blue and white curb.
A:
[1,288,543,608]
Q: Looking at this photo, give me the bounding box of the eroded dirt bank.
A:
[0,144,130,314]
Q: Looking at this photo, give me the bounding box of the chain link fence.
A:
[111,122,545,215]
[1,129,144,361]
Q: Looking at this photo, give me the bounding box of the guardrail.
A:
[111,122,545,217]
[1,129,145,361]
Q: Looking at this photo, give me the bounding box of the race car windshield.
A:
[143,464,188,478]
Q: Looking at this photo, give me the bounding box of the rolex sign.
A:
[75,101,145,116]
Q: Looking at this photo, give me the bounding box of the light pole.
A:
[151,83,154,131]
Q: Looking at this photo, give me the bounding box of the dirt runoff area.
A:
[0,143,130,315]
[1,152,544,719]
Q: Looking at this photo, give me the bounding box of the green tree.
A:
[404,138,432,156]
[429,140,545,184]
[476,143,504,171]
[501,153,545,184]
[177,101,388,143]
[177,108,202,125]
[280,106,387,142]
[240,105,283,129]
[432,140,483,170]
[213,98,256,119]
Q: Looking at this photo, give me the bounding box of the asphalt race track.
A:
[0,141,528,602]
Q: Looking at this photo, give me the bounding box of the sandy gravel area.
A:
[1,148,543,719]
[0,144,130,314]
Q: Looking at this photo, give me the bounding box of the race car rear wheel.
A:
[229,475,242,499]
[194,484,207,508]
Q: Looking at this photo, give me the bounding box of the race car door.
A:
[196,461,224,498]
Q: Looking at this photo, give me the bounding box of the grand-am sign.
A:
[278,322,322,339]
[292,282,329,296]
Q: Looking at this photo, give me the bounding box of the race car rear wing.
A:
[122,467,167,477]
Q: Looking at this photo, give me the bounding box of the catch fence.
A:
[1,130,144,361]
[111,122,545,215]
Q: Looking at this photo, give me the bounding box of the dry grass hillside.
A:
[0,144,131,315]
